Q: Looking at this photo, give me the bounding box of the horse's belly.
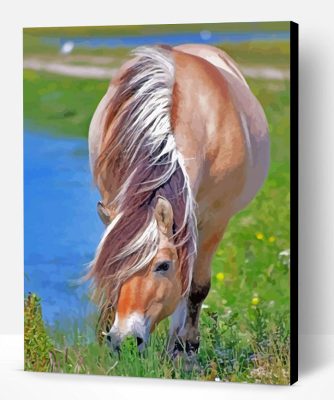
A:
[231,92,269,213]
[195,87,269,218]
[207,64,270,214]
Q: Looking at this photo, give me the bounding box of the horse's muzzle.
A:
[104,312,150,352]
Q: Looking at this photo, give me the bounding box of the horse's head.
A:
[98,197,184,351]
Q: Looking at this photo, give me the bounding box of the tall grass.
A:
[24,293,289,383]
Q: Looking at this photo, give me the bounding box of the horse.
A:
[87,43,269,355]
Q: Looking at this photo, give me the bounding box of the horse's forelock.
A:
[87,207,160,307]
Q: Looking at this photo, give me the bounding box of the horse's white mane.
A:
[88,46,197,307]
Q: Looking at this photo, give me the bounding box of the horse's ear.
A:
[154,196,173,237]
[97,201,110,225]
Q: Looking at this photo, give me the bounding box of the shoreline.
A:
[24,57,290,81]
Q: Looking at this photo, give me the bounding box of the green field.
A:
[24,29,291,384]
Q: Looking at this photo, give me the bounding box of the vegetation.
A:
[24,293,54,372]
[24,293,289,383]
[23,27,291,384]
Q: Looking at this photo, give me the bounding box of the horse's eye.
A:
[155,261,171,273]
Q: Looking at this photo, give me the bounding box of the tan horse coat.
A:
[89,44,269,352]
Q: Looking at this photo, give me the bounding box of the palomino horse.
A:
[87,44,269,354]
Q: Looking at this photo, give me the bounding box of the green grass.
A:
[217,41,290,68]
[25,294,289,383]
[23,32,291,384]
[24,69,108,137]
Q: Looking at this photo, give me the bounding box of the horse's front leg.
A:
[180,279,211,354]
[169,221,229,357]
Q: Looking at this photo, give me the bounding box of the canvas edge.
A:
[290,20,299,385]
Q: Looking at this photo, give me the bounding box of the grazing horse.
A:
[87,44,269,354]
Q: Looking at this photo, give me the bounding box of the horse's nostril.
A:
[136,337,144,347]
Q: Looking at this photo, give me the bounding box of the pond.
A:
[24,131,103,328]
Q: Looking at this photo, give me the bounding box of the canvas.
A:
[23,21,298,385]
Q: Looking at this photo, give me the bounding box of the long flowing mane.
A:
[87,46,197,310]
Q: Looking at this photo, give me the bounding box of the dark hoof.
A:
[170,341,185,359]
[170,340,200,359]
[185,340,199,354]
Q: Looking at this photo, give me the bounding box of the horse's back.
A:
[174,44,248,87]
[172,45,269,215]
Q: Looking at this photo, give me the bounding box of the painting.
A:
[23,21,298,384]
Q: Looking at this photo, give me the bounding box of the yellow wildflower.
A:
[268,236,276,243]
[216,272,225,282]
[256,232,264,240]
[251,296,260,306]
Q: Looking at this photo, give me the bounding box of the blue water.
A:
[24,132,104,327]
[44,30,290,49]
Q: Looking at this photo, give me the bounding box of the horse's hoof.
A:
[169,340,200,360]
[185,340,199,354]
[169,341,184,360]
